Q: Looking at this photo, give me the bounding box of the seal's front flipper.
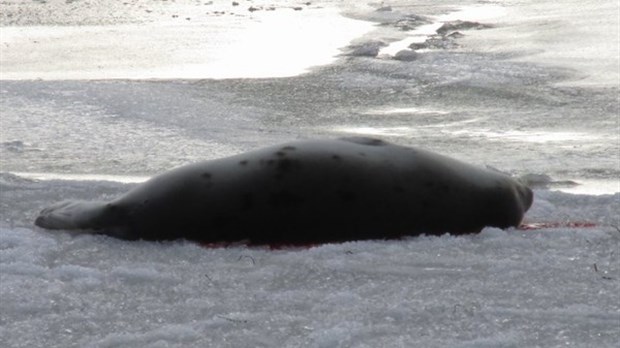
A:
[35,200,109,230]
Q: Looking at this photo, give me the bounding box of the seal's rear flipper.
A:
[35,200,109,230]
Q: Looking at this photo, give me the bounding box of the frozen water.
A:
[454,0,620,87]
[1,0,619,347]
[0,173,618,347]
[0,0,374,79]
[1,10,373,80]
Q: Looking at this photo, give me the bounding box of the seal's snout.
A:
[519,185,534,212]
[34,215,45,227]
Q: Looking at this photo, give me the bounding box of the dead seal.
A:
[35,137,533,244]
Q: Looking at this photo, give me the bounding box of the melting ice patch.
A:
[331,126,600,148]
[379,22,444,56]
[13,172,148,184]
[363,107,451,115]
[378,4,506,58]
[449,0,620,87]
[437,4,507,22]
[450,129,601,143]
[333,126,414,137]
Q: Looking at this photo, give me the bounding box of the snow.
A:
[1,2,373,79]
[453,0,620,87]
[1,175,619,347]
[1,0,619,346]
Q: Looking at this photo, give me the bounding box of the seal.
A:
[35,137,533,244]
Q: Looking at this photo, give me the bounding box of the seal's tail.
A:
[35,200,109,230]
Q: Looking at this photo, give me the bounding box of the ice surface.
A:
[1,3,373,80]
[1,1,617,187]
[1,0,619,346]
[1,175,619,347]
[453,0,620,87]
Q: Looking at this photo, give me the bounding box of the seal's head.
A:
[517,182,534,213]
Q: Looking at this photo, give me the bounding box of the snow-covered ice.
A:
[1,173,618,347]
[1,0,619,347]
[1,7,374,80]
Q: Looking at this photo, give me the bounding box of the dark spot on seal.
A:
[200,172,214,188]
[275,151,286,158]
[239,160,249,166]
[331,154,342,161]
[341,136,386,146]
[260,159,276,167]
[338,190,357,202]
[276,158,300,173]
[281,146,296,151]
[269,190,303,208]
[104,204,128,226]
[358,152,367,157]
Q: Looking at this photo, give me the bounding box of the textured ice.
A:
[453,0,619,87]
[1,0,619,347]
[0,2,373,80]
[1,175,619,347]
